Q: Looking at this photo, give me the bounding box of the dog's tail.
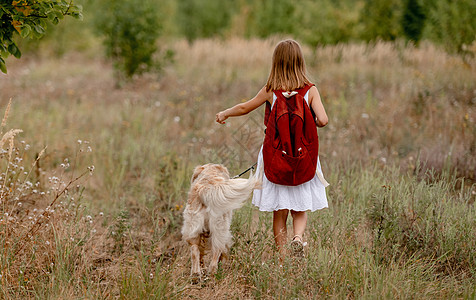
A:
[202,173,261,215]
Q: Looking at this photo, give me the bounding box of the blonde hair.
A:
[265,39,311,92]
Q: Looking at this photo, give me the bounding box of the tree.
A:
[402,0,426,44]
[360,0,403,41]
[94,0,163,81]
[247,0,295,38]
[0,0,83,73]
[424,0,476,55]
[294,0,360,47]
[176,0,233,43]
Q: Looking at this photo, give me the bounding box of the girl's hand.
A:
[216,111,228,124]
[215,87,271,125]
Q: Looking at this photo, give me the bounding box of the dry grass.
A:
[0,110,96,298]
[0,38,475,298]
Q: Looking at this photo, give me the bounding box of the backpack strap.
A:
[264,100,272,127]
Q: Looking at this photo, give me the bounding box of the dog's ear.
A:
[191,165,205,183]
[216,164,230,179]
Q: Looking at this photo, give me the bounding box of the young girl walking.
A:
[215,39,329,257]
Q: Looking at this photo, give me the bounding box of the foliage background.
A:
[0,0,83,72]
[3,0,475,76]
[49,0,476,50]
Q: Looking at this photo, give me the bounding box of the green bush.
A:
[360,0,403,41]
[294,0,360,46]
[423,0,476,54]
[94,0,162,80]
[176,0,233,43]
[401,0,426,44]
[244,0,295,38]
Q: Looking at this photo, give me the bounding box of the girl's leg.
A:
[290,210,307,257]
[273,209,289,254]
[290,210,307,241]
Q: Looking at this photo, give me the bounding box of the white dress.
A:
[252,91,329,212]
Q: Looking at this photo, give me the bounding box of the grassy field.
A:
[0,38,475,299]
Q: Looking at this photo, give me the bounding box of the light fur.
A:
[181,163,260,277]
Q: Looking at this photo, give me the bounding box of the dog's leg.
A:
[208,248,221,275]
[219,248,230,262]
[188,236,201,276]
[208,213,233,275]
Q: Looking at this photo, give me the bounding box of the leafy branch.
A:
[0,0,83,73]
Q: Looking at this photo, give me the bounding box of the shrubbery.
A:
[4,0,474,79]
[176,0,233,42]
[402,0,426,44]
[423,0,476,54]
[172,0,475,55]
[94,0,162,81]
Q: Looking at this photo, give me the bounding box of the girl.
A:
[215,39,328,257]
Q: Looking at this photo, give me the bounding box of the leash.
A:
[232,162,257,179]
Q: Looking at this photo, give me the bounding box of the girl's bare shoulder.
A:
[256,86,273,103]
[308,85,321,104]
[309,85,320,94]
[259,86,273,97]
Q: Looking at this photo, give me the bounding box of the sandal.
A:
[290,235,304,258]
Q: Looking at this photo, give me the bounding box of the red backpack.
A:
[263,84,318,186]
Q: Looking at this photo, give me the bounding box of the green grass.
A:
[226,164,475,299]
[0,38,475,298]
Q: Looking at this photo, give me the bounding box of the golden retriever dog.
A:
[181,163,260,277]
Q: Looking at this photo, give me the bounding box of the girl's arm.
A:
[216,86,271,124]
[309,86,328,127]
